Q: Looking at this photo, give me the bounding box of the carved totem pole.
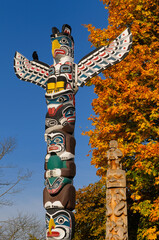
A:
[14,24,132,239]
[106,140,128,240]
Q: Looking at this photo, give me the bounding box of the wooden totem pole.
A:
[14,24,132,240]
[106,140,128,240]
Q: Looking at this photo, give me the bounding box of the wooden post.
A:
[106,140,128,240]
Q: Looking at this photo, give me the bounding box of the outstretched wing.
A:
[14,51,50,89]
[77,28,132,87]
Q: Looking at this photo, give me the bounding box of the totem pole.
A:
[106,140,128,240]
[14,24,132,239]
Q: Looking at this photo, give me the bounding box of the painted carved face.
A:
[45,90,75,117]
[47,132,65,154]
[45,104,75,131]
[50,24,74,61]
[51,33,74,61]
[46,209,75,240]
[51,36,74,59]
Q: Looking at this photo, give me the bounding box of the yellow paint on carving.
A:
[56,81,65,90]
[49,218,56,234]
[47,82,56,92]
[46,81,65,94]
[52,39,61,57]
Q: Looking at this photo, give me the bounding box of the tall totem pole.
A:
[14,24,132,240]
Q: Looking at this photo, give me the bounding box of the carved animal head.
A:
[51,24,74,61]
[46,209,75,240]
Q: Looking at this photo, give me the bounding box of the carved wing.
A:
[77,28,132,87]
[14,51,50,89]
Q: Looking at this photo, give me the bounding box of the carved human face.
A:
[47,132,65,154]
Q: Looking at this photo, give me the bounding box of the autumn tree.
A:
[74,179,106,240]
[82,0,159,239]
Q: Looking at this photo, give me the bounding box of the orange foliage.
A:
[83,0,159,239]
[74,179,106,240]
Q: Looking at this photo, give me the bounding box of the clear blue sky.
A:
[0,0,108,220]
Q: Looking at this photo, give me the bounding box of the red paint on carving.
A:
[100,52,106,56]
[48,107,56,116]
[47,231,60,238]
[93,56,99,61]
[49,145,59,151]
[67,74,72,80]
[54,49,65,57]
[79,65,85,70]
[48,105,62,116]
[86,61,92,66]
[73,95,75,106]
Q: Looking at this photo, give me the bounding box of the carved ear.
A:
[62,24,72,35]
[51,27,60,37]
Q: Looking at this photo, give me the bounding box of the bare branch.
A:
[0,178,21,198]
[0,137,16,161]
[0,213,45,240]
[0,170,32,199]
[0,138,32,207]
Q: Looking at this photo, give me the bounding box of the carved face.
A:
[51,35,74,60]
[45,90,75,117]
[46,209,75,240]
[47,132,65,154]
[45,104,75,130]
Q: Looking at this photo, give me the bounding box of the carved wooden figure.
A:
[14,24,132,239]
[106,140,128,240]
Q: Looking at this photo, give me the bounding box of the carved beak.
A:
[49,218,56,234]
[52,39,61,58]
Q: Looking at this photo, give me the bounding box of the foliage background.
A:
[75,0,159,239]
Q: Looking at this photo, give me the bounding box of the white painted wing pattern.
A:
[14,51,49,89]
[77,28,132,87]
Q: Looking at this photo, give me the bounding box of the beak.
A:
[49,218,56,234]
[52,39,61,57]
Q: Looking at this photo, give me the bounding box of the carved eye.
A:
[60,38,68,45]
[56,216,68,225]
[58,97,65,102]
[53,136,63,144]
[57,95,68,103]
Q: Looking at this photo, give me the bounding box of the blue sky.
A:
[0,0,108,220]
